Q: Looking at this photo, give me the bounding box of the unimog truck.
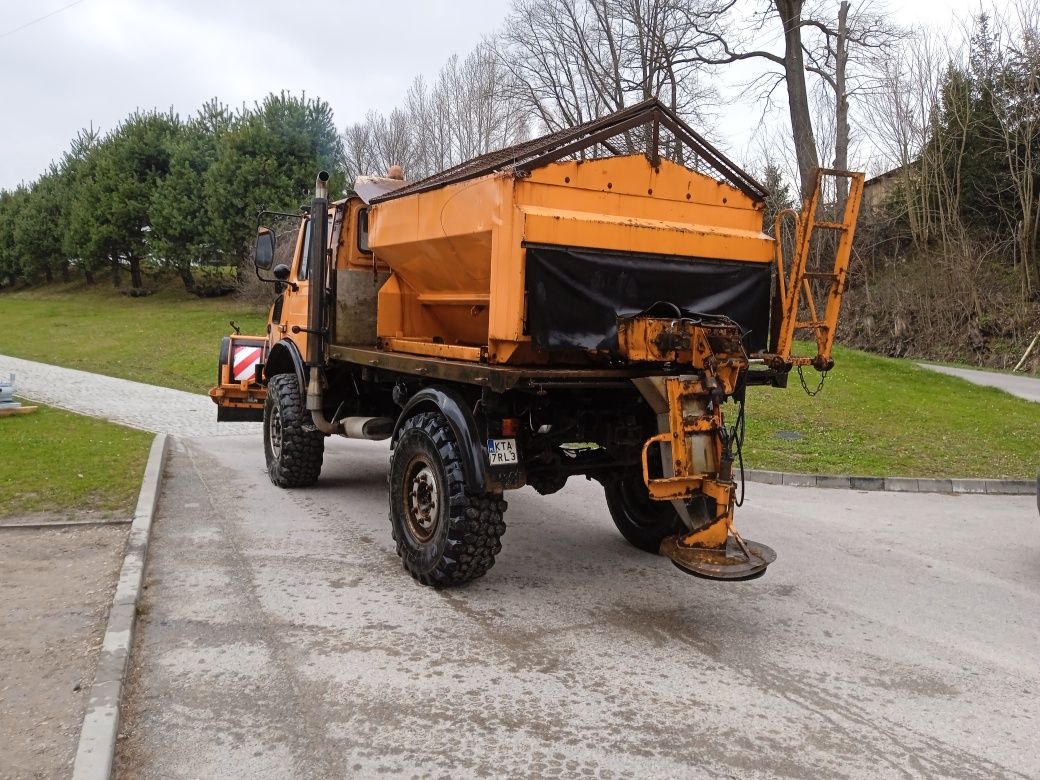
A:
[210,99,863,586]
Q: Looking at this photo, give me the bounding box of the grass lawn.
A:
[744,344,1040,479]
[0,283,267,394]
[0,401,153,518]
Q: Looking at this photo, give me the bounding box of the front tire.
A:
[264,373,324,488]
[603,472,686,553]
[389,411,507,587]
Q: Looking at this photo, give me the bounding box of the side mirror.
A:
[255,227,275,270]
[272,264,290,281]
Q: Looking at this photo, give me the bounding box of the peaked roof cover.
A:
[371,98,768,205]
[353,175,410,204]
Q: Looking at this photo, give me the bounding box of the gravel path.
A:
[919,362,1040,403]
[0,354,260,438]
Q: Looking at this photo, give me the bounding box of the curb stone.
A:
[745,469,1035,495]
[951,478,988,494]
[781,472,817,487]
[851,476,886,491]
[884,477,919,493]
[71,433,169,780]
[815,475,851,490]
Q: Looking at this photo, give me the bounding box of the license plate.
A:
[487,438,518,465]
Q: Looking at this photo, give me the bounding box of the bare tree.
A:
[991,0,1040,293]
[344,109,414,182]
[860,28,946,242]
[684,1,820,196]
[499,0,721,139]
[343,40,528,182]
[343,115,378,183]
[799,1,903,204]
[686,0,901,198]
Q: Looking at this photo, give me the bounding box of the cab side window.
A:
[297,221,312,280]
[357,209,370,253]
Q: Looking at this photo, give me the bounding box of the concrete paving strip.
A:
[0,353,260,437]
[71,434,169,780]
[919,362,1040,403]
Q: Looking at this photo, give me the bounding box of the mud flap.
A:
[217,405,264,422]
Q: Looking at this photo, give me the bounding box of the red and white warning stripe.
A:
[232,345,263,381]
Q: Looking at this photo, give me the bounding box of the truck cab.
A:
[211,189,392,419]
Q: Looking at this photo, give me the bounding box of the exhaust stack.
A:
[305,170,338,434]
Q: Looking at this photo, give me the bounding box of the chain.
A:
[797,364,828,396]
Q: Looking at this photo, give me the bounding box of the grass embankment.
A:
[745,345,1040,479]
[0,402,152,518]
[0,283,266,394]
[1,285,1037,478]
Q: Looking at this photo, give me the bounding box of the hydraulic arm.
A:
[619,312,774,580]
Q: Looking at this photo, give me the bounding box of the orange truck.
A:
[210,99,863,587]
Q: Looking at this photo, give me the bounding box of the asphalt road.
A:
[918,363,1040,403]
[116,434,1040,779]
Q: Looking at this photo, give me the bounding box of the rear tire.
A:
[264,373,324,488]
[389,411,507,587]
[603,472,686,553]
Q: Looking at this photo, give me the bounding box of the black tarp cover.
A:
[524,245,772,354]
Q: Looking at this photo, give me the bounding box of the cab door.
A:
[270,207,343,359]
[269,215,311,358]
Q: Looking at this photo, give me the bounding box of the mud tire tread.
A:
[389,411,507,587]
[264,373,324,488]
[602,473,686,554]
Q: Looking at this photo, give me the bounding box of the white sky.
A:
[0,0,1008,190]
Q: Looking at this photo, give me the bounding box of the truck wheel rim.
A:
[269,404,283,459]
[404,459,439,542]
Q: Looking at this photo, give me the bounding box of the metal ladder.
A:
[773,168,865,368]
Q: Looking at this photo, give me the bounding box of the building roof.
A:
[865,164,911,187]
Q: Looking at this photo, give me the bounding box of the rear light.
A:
[500,417,520,436]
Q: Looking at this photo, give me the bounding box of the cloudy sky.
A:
[0,0,1005,190]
